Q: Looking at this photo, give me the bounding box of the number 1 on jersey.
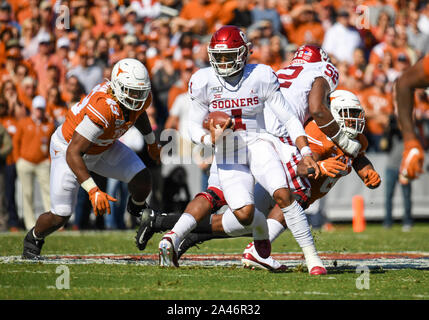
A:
[231,109,246,130]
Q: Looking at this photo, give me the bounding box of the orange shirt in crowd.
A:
[286,22,325,46]
[61,82,151,155]
[305,120,368,204]
[30,53,50,98]
[46,103,68,126]
[180,0,222,34]
[0,116,19,165]
[360,87,393,135]
[13,116,55,164]
[218,0,237,25]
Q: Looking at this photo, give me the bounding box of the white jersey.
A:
[187,63,305,148]
[265,61,339,137]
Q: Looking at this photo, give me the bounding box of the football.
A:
[203,111,233,130]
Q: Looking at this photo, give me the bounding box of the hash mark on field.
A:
[1,252,429,270]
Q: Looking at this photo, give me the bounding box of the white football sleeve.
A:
[187,97,209,146]
[75,115,104,143]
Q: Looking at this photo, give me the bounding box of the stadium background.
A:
[1,0,429,232]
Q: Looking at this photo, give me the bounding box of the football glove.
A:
[363,169,381,189]
[399,139,424,184]
[88,187,117,216]
[317,155,347,178]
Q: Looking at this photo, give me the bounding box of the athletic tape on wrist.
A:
[203,134,213,146]
[144,132,156,145]
[300,146,312,156]
[81,177,97,193]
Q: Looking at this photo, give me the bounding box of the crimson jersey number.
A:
[278,65,303,88]
[324,64,339,85]
[231,109,246,130]
[278,63,339,88]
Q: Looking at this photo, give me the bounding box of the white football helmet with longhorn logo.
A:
[330,90,365,139]
[110,58,151,111]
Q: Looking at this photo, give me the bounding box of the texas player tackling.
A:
[143,90,380,271]
[22,58,161,259]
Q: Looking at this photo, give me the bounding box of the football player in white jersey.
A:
[157,25,322,269]
[142,45,364,274]
[271,45,361,156]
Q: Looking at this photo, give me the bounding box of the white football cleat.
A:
[241,242,287,272]
[158,232,179,267]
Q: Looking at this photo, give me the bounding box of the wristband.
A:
[81,177,97,193]
[300,146,312,157]
[203,134,213,146]
[144,132,156,145]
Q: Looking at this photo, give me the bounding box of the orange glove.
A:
[363,169,381,189]
[88,187,117,216]
[400,139,424,184]
[317,155,348,178]
[147,142,161,163]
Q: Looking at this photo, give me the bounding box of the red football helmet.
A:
[291,45,330,64]
[208,25,252,77]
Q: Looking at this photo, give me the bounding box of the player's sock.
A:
[250,208,269,241]
[155,213,213,234]
[177,233,231,259]
[267,218,286,243]
[193,215,213,233]
[154,213,182,232]
[170,212,197,250]
[281,201,324,269]
[222,207,257,236]
[302,244,325,270]
[281,200,314,248]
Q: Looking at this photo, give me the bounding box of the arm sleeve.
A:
[75,115,104,143]
[187,71,210,145]
[187,97,209,145]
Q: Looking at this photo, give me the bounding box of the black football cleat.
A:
[135,207,158,251]
[22,228,45,260]
[177,233,202,259]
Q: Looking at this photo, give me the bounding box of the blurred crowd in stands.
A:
[1,0,429,232]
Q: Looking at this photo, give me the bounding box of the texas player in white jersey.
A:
[157,25,321,268]
[22,58,161,260]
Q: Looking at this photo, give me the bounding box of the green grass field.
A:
[1,223,429,300]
